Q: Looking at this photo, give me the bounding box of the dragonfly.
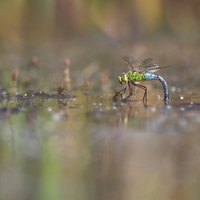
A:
[113,55,172,102]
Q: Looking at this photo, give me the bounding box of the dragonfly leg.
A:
[131,82,147,101]
[123,81,132,101]
[113,85,126,101]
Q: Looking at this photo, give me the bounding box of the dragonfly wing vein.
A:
[140,58,154,66]
[122,55,141,70]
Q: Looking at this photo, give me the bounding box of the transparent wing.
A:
[140,64,173,73]
[138,58,156,72]
[122,55,141,70]
[123,55,173,72]
[140,58,154,66]
[139,57,173,72]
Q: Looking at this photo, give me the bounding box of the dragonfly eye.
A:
[118,76,123,84]
[121,73,128,83]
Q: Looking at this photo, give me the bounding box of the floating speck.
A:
[171,86,176,92]
[52,114,60,121]
[151,107,156,112]
[157,95,162,100]
[47,107,52,112]
[52,111,65,121]
[166,105,172,109]
[180,107,185,111]
[112,106,117,110]
[180,96,184,100]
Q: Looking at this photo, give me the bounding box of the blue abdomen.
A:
[144,73,158,80]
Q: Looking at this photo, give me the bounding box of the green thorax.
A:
[127,70,146,81]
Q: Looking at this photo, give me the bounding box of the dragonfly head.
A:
[118,72,128,84]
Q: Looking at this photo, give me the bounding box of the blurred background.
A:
[1,0,200,89]
[1,1,200,200]
[1,0,200,42]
